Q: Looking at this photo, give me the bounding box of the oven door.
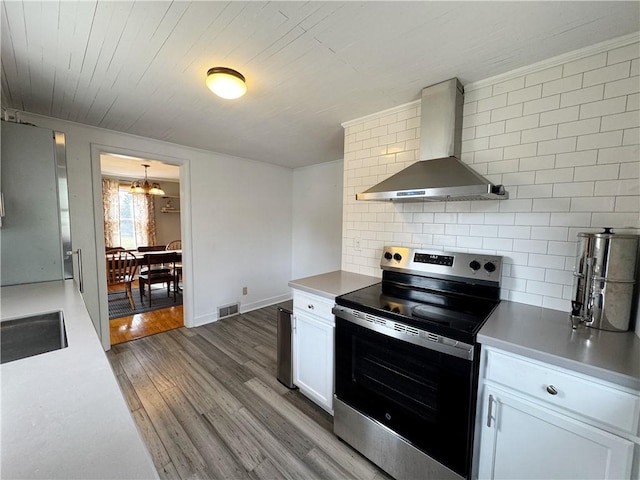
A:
[335,314,476,477]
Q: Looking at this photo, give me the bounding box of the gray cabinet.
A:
[1,121,72,286]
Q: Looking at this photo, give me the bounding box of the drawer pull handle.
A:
[308,304,314,310]
[546,385,558,395]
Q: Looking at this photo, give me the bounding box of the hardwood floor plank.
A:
[131,407,172,469]
[108,305,387,480]
[160,386,251,480]
[120,349,214,479]
[202,408,265,471]
[245,377,379,480]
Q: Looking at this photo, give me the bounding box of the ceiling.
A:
[100,154,180,181]
[2,2,639,169]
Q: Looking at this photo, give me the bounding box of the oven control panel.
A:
[380,246,502,284]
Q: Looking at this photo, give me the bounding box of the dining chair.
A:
[106,250,138,309]
[166,240,181,250]
[138,252,178,307]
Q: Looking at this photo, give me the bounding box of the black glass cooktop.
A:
[335,280,499,344]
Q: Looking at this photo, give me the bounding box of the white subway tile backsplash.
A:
[518,184,553,198]
[515,213,551,225]
[502,171,536,186]
[550,212,592,226]
[478,94,507,112]
[583,62,631,87]
[470,225,498,237]
[521,125,557,143]
[555,150,597,168]
[503,143,538,160]
[530,226,569,241]
[560,85,604,107]
[601,111,640,131]
[519,155,555,171]
[595,179,640,196]
[494,77,526,94]
[597,144,639,164]
[476,121,506,138]
[563,53,607,76]
[490,132,521,148]
[607,42,640,65]
[491,104,524,122]
[342,39,638,314]
[526,66,563,87]
[528,253,566,269]
[542,74,583,97]
[591,212,640,228]
[527,280,563,297]
[508,85,542,105]
[615,196,640,212]
[498,225,531,239]
[574,164,620,181]
[576,131,623,151]
[557,118,601,138]
[537,137,577,155]
[604,76,640,99]
[623,127,640,145]
[552,182,595,198]
[580,96,627,119]
[505,114,540,132]
[540,106,580,126]
[523,95,560,115]
[532,198,571,212]
[571,197,616,212]
[619,161,639,179]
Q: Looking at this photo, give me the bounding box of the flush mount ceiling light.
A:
[206,67,247,99]
[130,164,165,196]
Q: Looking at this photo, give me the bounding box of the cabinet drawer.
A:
[485,348,640,433]
[293,290,335,323]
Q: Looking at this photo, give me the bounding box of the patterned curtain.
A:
[102,178,157,248]
[102,178,121,248]
[133,191,157,247]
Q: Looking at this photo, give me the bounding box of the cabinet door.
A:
[477,385,633,480]
[293,310,334,413]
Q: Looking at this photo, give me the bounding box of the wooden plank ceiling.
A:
[2,1,639,168]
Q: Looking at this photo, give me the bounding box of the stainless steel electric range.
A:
[333,246,502,480]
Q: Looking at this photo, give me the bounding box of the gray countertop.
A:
[288,270,380,300]
[1,280,158,479]
[479,301,640,391]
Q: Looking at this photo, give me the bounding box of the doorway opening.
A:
[101,153,184,345]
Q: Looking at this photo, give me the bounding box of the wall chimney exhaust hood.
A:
[357,78,508,202]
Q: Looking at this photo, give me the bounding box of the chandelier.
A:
[130,164,165,196]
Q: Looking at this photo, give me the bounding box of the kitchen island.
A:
[1,280,158,479]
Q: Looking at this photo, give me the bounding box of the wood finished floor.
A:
[109,280,184,345]
[107,305,390,480]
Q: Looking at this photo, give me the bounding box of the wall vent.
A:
[218,303,239,319]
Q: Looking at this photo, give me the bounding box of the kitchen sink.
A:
[1,311,68,364]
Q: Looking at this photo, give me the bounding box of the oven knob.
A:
[484,262,496,273]
[384,252,393,260]
[393,253,402,262]
[469,260,481,271]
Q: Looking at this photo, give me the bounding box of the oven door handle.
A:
[333,306,474,361]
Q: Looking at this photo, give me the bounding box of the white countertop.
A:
[288,270,380,300]
[479,301,640,391]
[1,280,158,479]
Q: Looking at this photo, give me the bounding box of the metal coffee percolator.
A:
[571,228,640,331]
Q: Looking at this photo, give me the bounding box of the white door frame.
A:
[90,143,194,350]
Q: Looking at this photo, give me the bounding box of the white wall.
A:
[341,35,639,314]
[153,181,181,246]
[14,112,293,348]
[292,160,344,279]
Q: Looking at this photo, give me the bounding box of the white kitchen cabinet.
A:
[292,289,335,414]
[475,346,640,480]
